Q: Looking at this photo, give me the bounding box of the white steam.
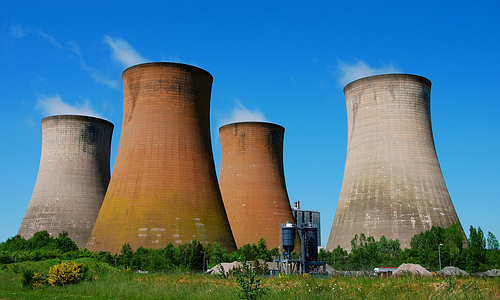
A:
[10,23,27,39]
[338,60,401,87]
[69,41,119,90]
[36,95,101,118]
[219,99,267,127]
[38,30,62,49]
[103,36,148,68]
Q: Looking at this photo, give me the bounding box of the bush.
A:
[21,269,47,289]
[56,231,79,252]
[46,261,86,286]
[21,268,35,287]
[233,262,266,300]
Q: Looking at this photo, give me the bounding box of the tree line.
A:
[0,232,278,272]
[1,225,499,274]
[319,224,500,273]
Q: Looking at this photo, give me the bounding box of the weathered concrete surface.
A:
[18,115,113,248]
[86,62,235,253]
[327,74,464,252]
[219,122,295,249]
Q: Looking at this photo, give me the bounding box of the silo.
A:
[18,115,113,248]
[87,62,236,253]
[219,122,295,249]
[327,74,464,252]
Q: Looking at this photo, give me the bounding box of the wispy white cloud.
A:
[69,41,119,89]
[219,99,267,127]
[338,60,401,87]
[103,36,148,68]
[38,30,62,49]
[36,95,101,118]
[10,23,27,39]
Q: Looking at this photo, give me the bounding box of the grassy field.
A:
[0,259,498,299]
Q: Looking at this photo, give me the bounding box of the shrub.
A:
[21,269,47,289]
[56,231,79,252]
[31,272,48,289]
[233,262,266,300]
[21,268,35,287]
[46,261,85,286]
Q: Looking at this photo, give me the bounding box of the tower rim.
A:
[219,121,284,132]
[122,62,213,80]
[343,73,431,93]
[41,114,114,128]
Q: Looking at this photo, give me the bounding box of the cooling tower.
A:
[18,115,113,248]
[87,62,236,253]
[219,122,295,249]
[327,74,464,252]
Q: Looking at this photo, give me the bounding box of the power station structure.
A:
[18,115,113,248]
[87,62,236,253]
[219,122,296,249]
[292,201,321,246]
[327,74,464,252]
[277,222,324,275]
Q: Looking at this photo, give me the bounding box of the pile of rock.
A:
[392,263,433,277]
[206,262,243,275]
[475,269,500,277]
[437,266,469,277]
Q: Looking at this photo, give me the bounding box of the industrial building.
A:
[327,74,464,252]
[87,62,236,253]
[291,201,321,246]
[18,115,113,248]
[219,121,296,249]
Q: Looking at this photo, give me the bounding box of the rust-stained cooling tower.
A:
[87,62,236,253]
[18,115,113,248]
[327,74,464,252]
[219,122,295,249]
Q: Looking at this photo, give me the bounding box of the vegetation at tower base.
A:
[0,231,279,273]
[0,231,79,264]
[0,232,498,299]
[319,234,401,271]
[319,224,500,273]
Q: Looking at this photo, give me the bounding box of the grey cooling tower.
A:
[327,74,464,251]
[18,115,113,248]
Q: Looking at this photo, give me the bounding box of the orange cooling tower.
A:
[327,74,464,251]
[219,122,296,249]
[18,115,113,248]
[87,62,236,253]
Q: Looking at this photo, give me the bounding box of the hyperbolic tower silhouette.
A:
[87,62,236,253]
[327,74,464,251]
[219,122,295,248]
[18,115,113,248]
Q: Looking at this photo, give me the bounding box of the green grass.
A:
[0,260,498,299]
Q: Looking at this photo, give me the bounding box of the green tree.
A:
[119,243,134,268]
[181,240,204,271]
[466,226,486,272]
[378,236,401,266]
[255,238,271,261]
[56,231,79,252]
[349,234,381,270]
[204,242,230,269]
[319,245,348,270]
[29,230,57,250]
[487,232,499,250]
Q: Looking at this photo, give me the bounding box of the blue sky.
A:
[1,1,499,246]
